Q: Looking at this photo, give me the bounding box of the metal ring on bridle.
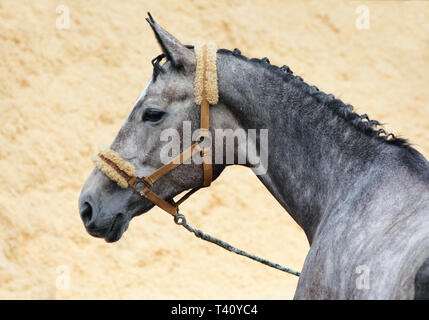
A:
[174,213,187,225]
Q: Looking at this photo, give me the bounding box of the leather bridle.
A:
[95,41,216,217]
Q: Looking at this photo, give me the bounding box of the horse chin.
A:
[105,213,130,243]
[104,202,155,242]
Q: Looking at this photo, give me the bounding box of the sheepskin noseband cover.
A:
[92,147,136,188]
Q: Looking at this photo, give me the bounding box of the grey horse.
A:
[79,15,429,299]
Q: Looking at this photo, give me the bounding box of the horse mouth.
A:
[105,213,128,243]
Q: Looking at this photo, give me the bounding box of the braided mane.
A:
[151,46,409,148]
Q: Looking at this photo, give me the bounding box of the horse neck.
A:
[216,52,396,244]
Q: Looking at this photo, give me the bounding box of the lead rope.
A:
[174,212,301,277]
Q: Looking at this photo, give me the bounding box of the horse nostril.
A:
[80,202,93,226]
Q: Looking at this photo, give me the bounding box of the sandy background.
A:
[0,0,428,299]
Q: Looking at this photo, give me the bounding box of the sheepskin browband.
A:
[193,40,218,105]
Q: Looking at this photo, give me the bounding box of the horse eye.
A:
[142,108,166,124]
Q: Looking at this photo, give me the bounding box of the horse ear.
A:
[146,12,195,70]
